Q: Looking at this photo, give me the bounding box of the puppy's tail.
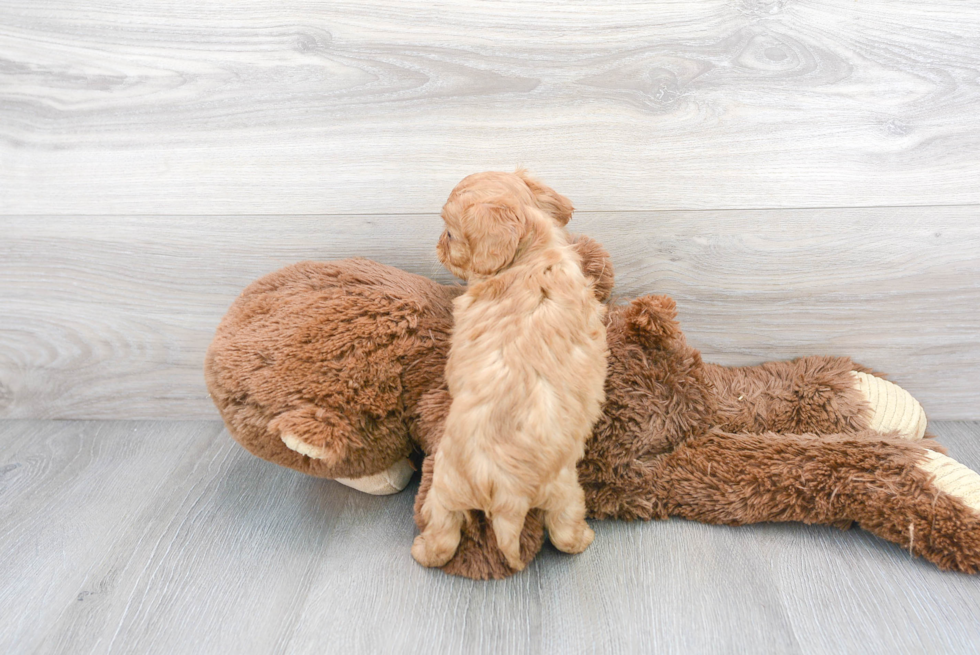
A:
[492,509,530,571]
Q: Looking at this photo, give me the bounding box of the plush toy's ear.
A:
[568,233,615,303]
[623,295,683,350]
[466,202,524,276]
[270,405,359,466]
[516,169,574,226]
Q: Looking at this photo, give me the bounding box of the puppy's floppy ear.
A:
[515,169,574,226]
[467,202,523,276]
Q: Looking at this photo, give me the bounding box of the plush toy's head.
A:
[437,170,575,279]
[204,260,459,492]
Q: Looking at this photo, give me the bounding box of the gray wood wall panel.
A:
[2,419,980,654]
[2,207,978,420]
[2,0,979,214]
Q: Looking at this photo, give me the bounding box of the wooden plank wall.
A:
[1,1,979,419]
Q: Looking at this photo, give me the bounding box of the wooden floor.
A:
[2,419,980,654]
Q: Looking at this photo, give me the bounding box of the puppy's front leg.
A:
[412,487,464,568]
[542,466,595,554]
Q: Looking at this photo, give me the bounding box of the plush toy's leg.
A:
[542,465,595,555]
[703,357,926,440]
[850,371,927,440]
[917,450,980,511]
[652,430,980,573]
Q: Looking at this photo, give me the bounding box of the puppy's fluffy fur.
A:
[411,170,608,571]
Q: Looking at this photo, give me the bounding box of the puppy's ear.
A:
[516,169,574,226]
[467,203,523,276]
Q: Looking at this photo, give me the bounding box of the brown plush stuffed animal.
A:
[205,237,980,579]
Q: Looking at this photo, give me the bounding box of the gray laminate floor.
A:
[2,420,980,654]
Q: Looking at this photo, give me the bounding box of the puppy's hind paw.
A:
[502,550,527,572]
[411,534,457,568]
[550,523,595,555]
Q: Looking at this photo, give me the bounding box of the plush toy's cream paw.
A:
[918,450,980,514]
[334,458,415,495]
[851,371,927,440]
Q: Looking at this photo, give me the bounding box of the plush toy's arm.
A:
[653,429,980,573]
[568,233,615,303]
[702,358,928,441]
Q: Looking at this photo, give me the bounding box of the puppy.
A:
[411,170,608,571]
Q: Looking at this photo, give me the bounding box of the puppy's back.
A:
[443,239,607,502]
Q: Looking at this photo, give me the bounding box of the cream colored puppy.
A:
[411,171,608,571]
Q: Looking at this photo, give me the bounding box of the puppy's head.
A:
[437,170,573,279]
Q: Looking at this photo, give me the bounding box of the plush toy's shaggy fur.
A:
[205,237,980,579]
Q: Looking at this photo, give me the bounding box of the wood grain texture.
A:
[2,419,980,654]
[2,207,978,420]
[2,0,979,214]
